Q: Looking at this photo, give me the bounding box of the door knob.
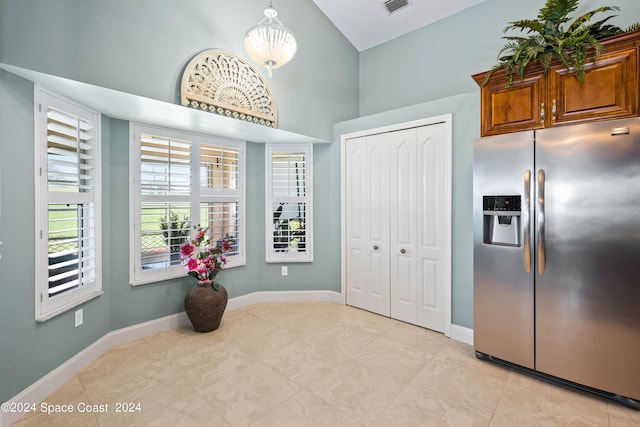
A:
[400,248,406,254]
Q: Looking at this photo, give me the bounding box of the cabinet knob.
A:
[373,245,379,250]
[400,248,406,254]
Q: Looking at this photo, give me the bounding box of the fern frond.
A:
[572,48,588,83]
[481,0,634,87]
[502,36,534,43]
[497,41,522,58]
[480,62,510,86]
[551,45,572,70]
[539,0,578,24]
[563,26,591,47]
[567,6,620,33]
[540,52,554,71]
[592,39,603,59]
[588,16,623,38]
[624,23,640,33]
[505,19,545,34]
[524,45,545,58]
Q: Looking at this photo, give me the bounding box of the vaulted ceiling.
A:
[311,0,486,51]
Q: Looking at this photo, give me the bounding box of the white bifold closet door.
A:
[345,123,447,332]
[345,132,391,316]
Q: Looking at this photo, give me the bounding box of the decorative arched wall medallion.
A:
[180,49,278,128]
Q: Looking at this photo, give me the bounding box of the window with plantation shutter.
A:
[131,124,245,285]
[140,134,191,196]
[137,133,192,276]
[200,144,239,191]
[34,88,102,322]
[265,144,313,262]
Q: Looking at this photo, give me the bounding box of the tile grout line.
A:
[486,368,513,426]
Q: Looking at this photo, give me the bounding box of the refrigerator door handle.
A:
[523,169,532,273]
[537,169,546,274]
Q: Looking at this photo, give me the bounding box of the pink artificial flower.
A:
[222,240,232,251]
[180,242,195,258]
[220,254,227,265]
[196,229,206,240]
[187,258,198,271]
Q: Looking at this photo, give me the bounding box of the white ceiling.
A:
[311,0,486,51]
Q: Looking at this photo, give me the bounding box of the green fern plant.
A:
[482,0,634,87]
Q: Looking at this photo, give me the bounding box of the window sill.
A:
[35,290,104,323]
[131,262,246,287]
[131,268,186,287]
[266,257,314,264]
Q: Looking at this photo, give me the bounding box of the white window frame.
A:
[130,123,246,285]
[265,144,313,263]
[34,87,103,322]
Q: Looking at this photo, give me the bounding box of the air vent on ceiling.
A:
[383,0,409,14]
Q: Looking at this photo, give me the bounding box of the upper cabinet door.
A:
[548,48,638,126]
[478,72,546,136]
[473,30,640,137]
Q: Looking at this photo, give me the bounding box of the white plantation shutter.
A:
[200,202,240,256]
[131,124,245,285]
[198,143,242,264]
[35,89,102,321]
[140,134,191,196]
[47,203,97,297]
[133,131,193,281]
[200,144,239,191]
[265,144,313,262]
[46,107,96,192]
[139,202,191,270]
[272,152,307,197]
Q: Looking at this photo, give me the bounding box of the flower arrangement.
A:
[180,227,232,290]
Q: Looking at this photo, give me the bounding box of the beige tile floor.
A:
[12,301,640,426]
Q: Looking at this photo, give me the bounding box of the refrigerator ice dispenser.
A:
[483,195,521,247]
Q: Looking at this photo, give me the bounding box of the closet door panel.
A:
[344,120,449,333]
[345,137,367,310]
[364,133,390,316]
[390,129,418,324]
[417,124,446,332]
[421,259,439,308]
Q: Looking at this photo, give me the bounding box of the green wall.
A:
[0,70,112,403]
[359,0,640,116]
[2,0,640,404]
[353,0,640,327]
[334,93,479,328]
[0,0,358,403]
[0,0,358,142]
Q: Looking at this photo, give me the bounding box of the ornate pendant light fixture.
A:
[244,1,297,77]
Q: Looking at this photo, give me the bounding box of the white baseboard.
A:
[4,290,469,426]
[228,290,344,310]
[449,324,474,346]
[1,311,190,427]
[2,290,342,427]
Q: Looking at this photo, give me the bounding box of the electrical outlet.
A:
[281,266,288,276]
[75,309,83,327]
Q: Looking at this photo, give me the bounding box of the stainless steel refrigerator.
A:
[473,117,640,408]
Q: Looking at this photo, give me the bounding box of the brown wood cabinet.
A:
[473,30,640,136]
